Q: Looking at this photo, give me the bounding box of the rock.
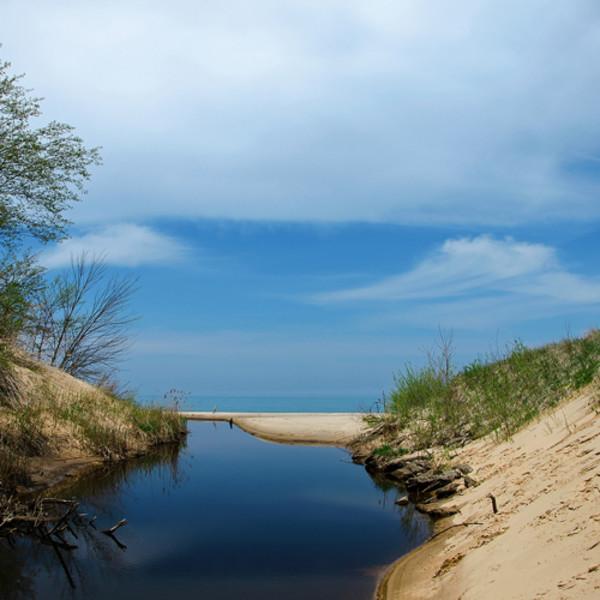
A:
[454,463,473,475]
[395,496,409,506]
[405,469,462,502]
[387,467,414,481]
[434,480,462,499]
[415,502,460,519]
[382,454,430,473]
[407,469,461,489]
[351,451,369,464]
[463,474,479,488]
[387,460,429,482]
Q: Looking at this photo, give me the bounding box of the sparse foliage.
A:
[0,253,43,341]
[24,254,137,383]
[0,58,100,247]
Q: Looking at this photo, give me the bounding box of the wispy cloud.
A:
[3,1,600,226]
[313,236,600,310]
[40,223,188,268]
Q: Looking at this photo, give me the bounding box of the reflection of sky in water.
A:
[1,422,430,600]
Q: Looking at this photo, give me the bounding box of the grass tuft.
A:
[385,330,600,449]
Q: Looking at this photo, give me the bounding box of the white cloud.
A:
[40,223,188,268]
[313,235,600,307]
[2,1,600,225]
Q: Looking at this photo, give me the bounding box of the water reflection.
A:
[1,423,430,600]
[0,444,185,600]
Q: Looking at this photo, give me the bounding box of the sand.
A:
[183,392,600,599]
[181,411,367,445]
[378,387,600,599]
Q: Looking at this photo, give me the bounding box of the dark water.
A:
[1,423,430,600]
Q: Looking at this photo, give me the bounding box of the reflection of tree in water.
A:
[63,441,187,515]
[0,543,37,600]
[0,442,187,599]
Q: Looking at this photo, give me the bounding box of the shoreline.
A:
[181,411,368,445]
[371,388,600,599]
[183,390,600,599]
[10,395,597,599]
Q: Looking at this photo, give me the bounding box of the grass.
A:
[43,387,185,460]
[372,443,410,458]
[382,330,600,450]
[0,355,186,495]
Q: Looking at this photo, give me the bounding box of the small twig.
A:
[101,518,128,550]
[488,493,498,514]
[41,498,77,506]
[48,503,79,537]
[101,519,127,535]
[588,540,600,551]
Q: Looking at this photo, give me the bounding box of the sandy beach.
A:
[181,411,367,445]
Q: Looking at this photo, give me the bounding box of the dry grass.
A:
[0,354,185,496]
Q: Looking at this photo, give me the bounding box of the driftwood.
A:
[1,496,129,588]
[101,518,128,549]
[102,518,127,535]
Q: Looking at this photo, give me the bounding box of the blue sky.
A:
[2,1,600,398]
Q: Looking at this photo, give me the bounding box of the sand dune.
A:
[378,387,600,599]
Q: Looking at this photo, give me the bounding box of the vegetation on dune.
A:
[0,356,185,496]
[0,53,186,504]
[372,330,600,455]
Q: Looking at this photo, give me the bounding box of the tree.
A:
[0,53,101,358]
[0,253,42,341]
[0,57,101,247]
[24,254,137,383]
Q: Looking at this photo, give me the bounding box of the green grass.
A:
[384,330,600,449]
[372,443,410,458]
[45,388,185,460]
[0,360,186,498]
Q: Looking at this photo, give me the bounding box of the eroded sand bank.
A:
[377,388,600,600]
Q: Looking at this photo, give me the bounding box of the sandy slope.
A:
[378,388,600,599]
[181,412,367,445]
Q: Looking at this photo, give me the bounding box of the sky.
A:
[2,1,600,399]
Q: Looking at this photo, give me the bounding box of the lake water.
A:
[143,394,386,413]
[1,422,430,600]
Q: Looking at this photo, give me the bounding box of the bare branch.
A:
[22,253,137,383]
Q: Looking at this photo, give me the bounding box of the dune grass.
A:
[379,330,600,452]
[0,355,185,495]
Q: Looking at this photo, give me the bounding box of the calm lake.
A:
[142,394,384,413]
[1,422,430,600]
